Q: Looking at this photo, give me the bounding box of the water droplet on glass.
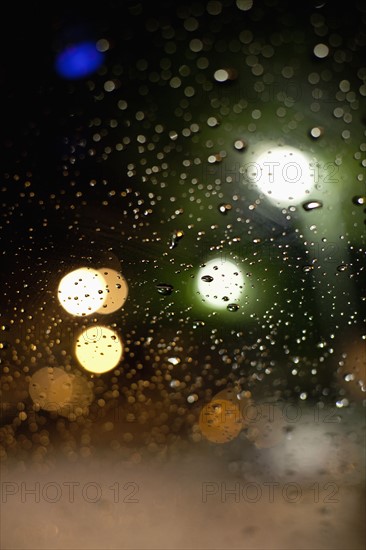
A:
[201,275,214,282]
[214,68,237,82]
[156,283,174,295]
[310,127,323,139]
[337,264,348,272]
[227,303,240,312]
[169,229,184,249]
[352,195,366,205]
[234,139,247,151]
[302,265,314,273]
[218,203,232,214]
[193,320,205,329]
[313,43,329,59]
[214,68,229,82]
[207,116,219,127]
[302,200,323,211]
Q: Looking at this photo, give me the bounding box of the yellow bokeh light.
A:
[213,387,253,425]
[57,267,107,316]
[75,325,123,374]
[29,368,94,418]
[29,367,73,412]
[199,398,243,443]
[96,268,128,314]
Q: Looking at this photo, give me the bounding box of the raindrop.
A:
[218,203,232,214]
[236,0,253,10]
[302,265,314,272]
[310,127,323,139]
[337,264,348,272]
[234,139,247,151]
[227,303,240,312]
[169,229,184,249]
[207,116,219,127]
[214,69,229,82]
[336,398,349,408]
[214,68,237,82]
[193,320,205,328]
[156,283,174,295]
[352,196,366,205]
[201,275,214,282]
[313,43,329,58]
[302,200,323,211]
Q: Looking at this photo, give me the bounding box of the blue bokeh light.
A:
[55,41,104,79]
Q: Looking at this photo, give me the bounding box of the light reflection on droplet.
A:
[352,195,366,205]
[302,200,323,211]
[227,303,240,312]
[234,139,247,151]
[156,283,174,295]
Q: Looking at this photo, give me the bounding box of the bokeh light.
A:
[199,398,243,443]
[75,326,123,374]
[247,145,316,204]
[196,258,245,309]
[96,268,128,314]
[29,368,93,418]
[57,267,107,316]
[55,41,104,79]
[213,387,253,425]
[29,367,73,412]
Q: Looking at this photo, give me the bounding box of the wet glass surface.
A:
[0,0,365,548]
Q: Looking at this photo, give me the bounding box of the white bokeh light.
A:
[245,145,316,204]
[196,258,244,309]
[57,267,107,316]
